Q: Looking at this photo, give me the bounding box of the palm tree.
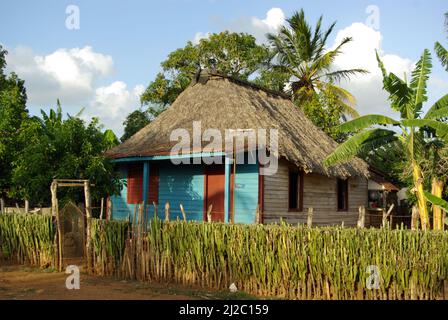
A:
[435,12,448,71]
[267,9,367,118]
[324,49,448,230]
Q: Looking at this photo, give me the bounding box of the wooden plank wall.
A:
[263,159,368,227]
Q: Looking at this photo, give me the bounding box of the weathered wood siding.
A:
[263,159,368,227]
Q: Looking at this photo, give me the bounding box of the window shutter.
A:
[127,163,143,204]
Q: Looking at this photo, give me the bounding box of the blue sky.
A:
[1,0,447,136]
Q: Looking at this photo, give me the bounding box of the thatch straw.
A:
[106,71,369,178]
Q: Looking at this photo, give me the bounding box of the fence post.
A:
[106,197,112,221]
[207,204,213,223]
[50,180,62,272]
[307,207,313,228]
[1,197,4,214]
[84,180,93,274]
[24,199,29,214]
[382,204,394,228]
[180,204,187,222]
[411,206,419,231]
[357,206,365,229]
[164,202,170,222]
[153,201,158,219]
[255,204,261,224]
[100,197,104,220]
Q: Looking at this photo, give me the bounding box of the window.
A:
[337,178,349,211]
[289,170,303,211]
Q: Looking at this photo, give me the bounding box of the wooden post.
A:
[180,204,187,222]
[99,197,104,220]
[357,206,365,229]
[307,207,313,228]
[382,204,394,228]
[24,199,29,214]
[153,201,158,219]
[84,180,92,274]
[51,181,62,272]
[255,204,261,224]
[106,197,112,221]
[207,204,213,223]
[0,197,4,214]
[411,206,419,231]
[164,202,170,222]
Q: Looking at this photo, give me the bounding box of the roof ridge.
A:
[191,68,292,100]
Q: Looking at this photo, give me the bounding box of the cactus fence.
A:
[89,216,448,300]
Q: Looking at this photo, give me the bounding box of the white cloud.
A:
[194,7,286,44]
[251,8,285,33]
[5,45,143,136]
[6,46,114,106]
[193,32,211,44]
[87,81,144,134]
[331,23,414,117]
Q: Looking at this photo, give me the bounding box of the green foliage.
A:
[9,104,121,206]
[266,9,367,115]
[0,213,56,268]
[326,50,448,168]
[91,218,448,300]
[0,45,29,196]
[424,191,448,212]
[140,31,271,107]
[434,12,448,71]
[302,89,354,142]
[121,106,165,142]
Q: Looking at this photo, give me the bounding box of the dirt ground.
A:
[0,263,248,300]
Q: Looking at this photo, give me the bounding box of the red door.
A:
[205,166,225,222]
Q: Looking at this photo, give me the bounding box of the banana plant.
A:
[324,49,448,230]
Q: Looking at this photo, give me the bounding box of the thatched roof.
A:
[106,71,369,178]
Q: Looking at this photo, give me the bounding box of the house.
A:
[367,167,403,227]
[105,70,370,226]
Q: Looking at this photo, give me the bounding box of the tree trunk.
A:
[412,163,429,230]
[431,178,444,231]
[24,199,29,214]
[0,197,4,214]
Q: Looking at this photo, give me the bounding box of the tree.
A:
[266,9,367,117]
[10,103,121,206]
[0,45,29,202]
[121,106,165,142]
[140,31,271,107]
[435,12,448,71]
[324,49,448,230]
[301,87,352,143]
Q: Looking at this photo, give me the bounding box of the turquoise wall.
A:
[157,163,205,221]
[110,166,136,221]
[233,163,259,224]
[111,160,259,224]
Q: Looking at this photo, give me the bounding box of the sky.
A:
[1,0,447,137]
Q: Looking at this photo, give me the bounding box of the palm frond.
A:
[325,68,369,83]
[324,128,396,167]
[336,114,399,133]
[435,42,448,71]
[402,119,448,141]
[410,49,432,113]
[424,191,448,212]
[425,94,448,119]
[424,106,448,120]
